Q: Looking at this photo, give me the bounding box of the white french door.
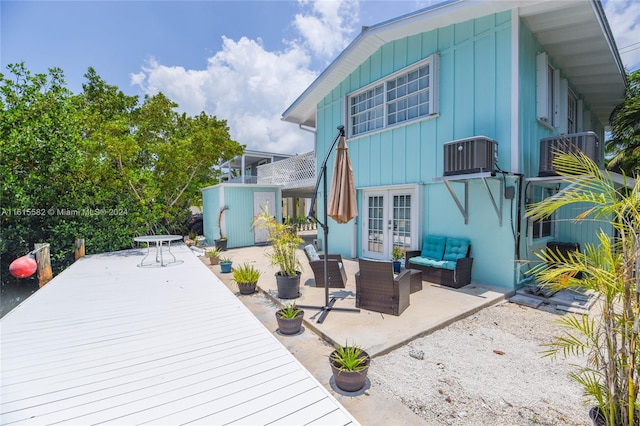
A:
[362,187,417,260]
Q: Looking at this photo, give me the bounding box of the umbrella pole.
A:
[298,125,360,324]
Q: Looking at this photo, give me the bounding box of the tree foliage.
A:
[606,70,640,177]
[1,63,243,299]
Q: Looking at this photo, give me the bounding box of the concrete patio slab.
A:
[202,244,510,358]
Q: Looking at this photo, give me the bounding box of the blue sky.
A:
[2,0,639,155]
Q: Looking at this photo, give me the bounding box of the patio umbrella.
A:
[328,135,357,224]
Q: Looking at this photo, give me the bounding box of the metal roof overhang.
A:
[282,0,625,128]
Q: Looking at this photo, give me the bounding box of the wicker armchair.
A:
[355,259,410,316]
[303,245,347,288]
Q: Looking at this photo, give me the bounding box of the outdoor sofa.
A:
[405,235,473,289]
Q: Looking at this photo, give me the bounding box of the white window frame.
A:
[529,186,554,241]
[347,55,439,138]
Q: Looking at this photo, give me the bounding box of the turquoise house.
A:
[282,0,626,290]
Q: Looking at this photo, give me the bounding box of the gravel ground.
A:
[368,301,591,425]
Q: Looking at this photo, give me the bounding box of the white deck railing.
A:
[257,151,316,189]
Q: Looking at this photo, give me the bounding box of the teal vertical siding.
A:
[202,185,280,248]
[316,11,516,288]
[202,186,222,244]
[315,10,613,289]
[518,20,606,179]
[518,20,608,273]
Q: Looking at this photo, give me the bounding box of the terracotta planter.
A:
[329,349,370,392]
[237,282,257,295]
[209,257,219,265]
[275,272,301,299]
[276,310,304,335]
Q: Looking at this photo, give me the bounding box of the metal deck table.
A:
[134,235,184,267]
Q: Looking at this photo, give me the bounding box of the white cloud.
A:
[132,38,317,154]
[294,0,359,60]
[131,0,362,155]
[604,0,640,71]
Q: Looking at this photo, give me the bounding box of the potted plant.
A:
[219,257,233,274]
[276,303,304,335]
[215,205,229,251]
[527,151,639,426]
[329,341,370,392]
[252,205,303,299]
[232,263,261,295]
[207,247,221,265]
[186,230,197,247]
[391,246,405,273]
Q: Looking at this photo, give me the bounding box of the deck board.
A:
[1,246,357,425]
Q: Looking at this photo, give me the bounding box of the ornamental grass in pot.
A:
[232,263,261,295]
[276,303,304,335]
[329,341,370,392]
[219,257,232,274]
[207,247,221,265]
[252,205,303,299]
[527,151,639,426]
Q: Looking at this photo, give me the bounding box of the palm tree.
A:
[527,151,639,426]
[606,70,640,177]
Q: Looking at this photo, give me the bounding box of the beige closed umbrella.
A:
[328,135,358,224]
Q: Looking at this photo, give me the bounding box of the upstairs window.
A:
[350,85,384,135]
[349,55,438,137]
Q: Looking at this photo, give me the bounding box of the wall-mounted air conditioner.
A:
[539,131,601,176]
[443,136,498,176]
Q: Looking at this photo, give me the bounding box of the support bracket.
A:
[437,173,503,226]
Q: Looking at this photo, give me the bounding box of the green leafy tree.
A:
[527,151,639,426]
[606,70,640,177]
[0,64,85,283]
[1,64,244,313]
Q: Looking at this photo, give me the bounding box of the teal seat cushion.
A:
[421,235,446,260]
[443,238,470,261]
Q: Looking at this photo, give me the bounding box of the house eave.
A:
[282,0,626,128]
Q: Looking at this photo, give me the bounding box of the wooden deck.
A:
[0,245,357,425]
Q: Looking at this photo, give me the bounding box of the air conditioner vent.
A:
[443,137,498,176]
[539,132,601,176]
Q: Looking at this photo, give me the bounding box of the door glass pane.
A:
[392,194,411,249]
[368,196,384,253]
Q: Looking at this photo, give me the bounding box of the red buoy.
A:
[9,255,37,279]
